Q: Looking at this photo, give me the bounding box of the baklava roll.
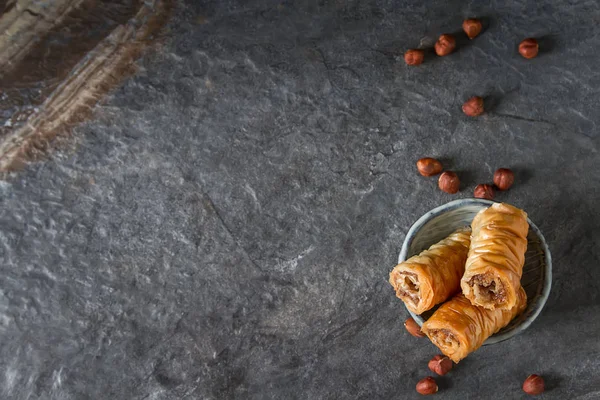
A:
[461,203,529,310]
[421,287,527,363]
[389,227,471,315]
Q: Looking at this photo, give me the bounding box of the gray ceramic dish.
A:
[397,199,552,345]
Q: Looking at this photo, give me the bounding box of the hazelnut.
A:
[462,96,484,117]
[405,49,425,66]
[463,19,482,39]
[438,171,460,194]
[434,34,456,56]
[416,157,443,177]
[519,38,539,59]
[416,377,438,395]
[428,355,453,376]
[523,374,545,395]
[493,168,515,190]
[474,184,495,200]
[404,317,425,338]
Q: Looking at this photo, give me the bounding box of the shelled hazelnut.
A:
[416,377,438,395]
[438,171,460,194]
[404,317,426,338]
[405,49,425,66]
[435,34,456,56]
[519,38,539,59]
[474,184,495,200]
[493,168,515,190]
[428,355,453,376]
[416,157,443,176]
[462,96,484,117]
[523,374,545,395]
[463,19,482,39]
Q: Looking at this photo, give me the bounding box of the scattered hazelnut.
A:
[428,355,453,376]
[404,317,426,338]
[438,171,460,194]
[416,377,438,395]
[519,38,539,59]
[405,49,425,66]
[434,34,456,56]
[463,19,482,39]
[474,184,495,200]
[493,168,515,190]
[523,374,545,395]
[462,96,484,117]
[416,157,443,177]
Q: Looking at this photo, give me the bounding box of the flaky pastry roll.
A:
[389,227,471,315]
[421,287,527,363]
[461,203,529,310]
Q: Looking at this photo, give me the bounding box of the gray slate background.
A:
[1,0,600,398]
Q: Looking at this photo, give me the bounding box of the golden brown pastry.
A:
[421,288,527,363]
[389,227,471,315]
[461,203,529,310]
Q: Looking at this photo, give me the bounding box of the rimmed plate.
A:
[397,199,552,345]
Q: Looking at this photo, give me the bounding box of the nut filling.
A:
[429,329,460,349]
[395,272,420,306]
[469,274,507,303]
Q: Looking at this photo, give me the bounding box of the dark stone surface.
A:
[1,0,599,398]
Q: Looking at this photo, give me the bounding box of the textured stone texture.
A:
[0,0,172,171]
[1,0,599,399]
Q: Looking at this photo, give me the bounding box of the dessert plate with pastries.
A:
[390,199,552,363]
